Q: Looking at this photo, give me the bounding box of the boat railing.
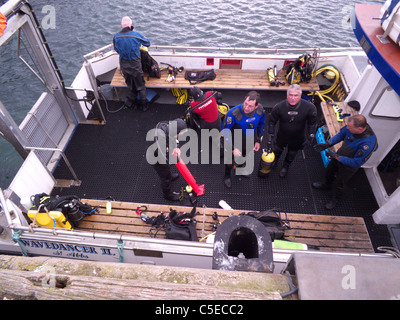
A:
[83,44,364,62]
[3,219,390,263]
[0,189,14,228]
[24,146,81,187]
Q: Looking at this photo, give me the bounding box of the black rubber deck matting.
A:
[52,100,392,251]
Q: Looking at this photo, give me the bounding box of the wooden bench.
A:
[79,200,374,254]
[110,68,320,91]
[320,101,359,150]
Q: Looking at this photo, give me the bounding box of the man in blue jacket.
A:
[313,114,378,209]
[222,91,265,188]
[113,16,150,111]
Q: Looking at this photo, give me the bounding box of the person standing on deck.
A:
[222,91,265,188]
[147,119,188,201]
[312,114,378,210]
[113,16,150,111]
[267,84,317,177]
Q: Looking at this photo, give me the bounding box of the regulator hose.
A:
[309,64,340,102]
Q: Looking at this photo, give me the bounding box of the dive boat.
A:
[0,0,400,299]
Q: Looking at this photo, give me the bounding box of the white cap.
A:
[121,16,132,29]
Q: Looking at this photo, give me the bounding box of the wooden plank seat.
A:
[79,200,374,253]
[110,68,320,91]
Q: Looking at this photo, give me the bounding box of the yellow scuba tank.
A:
[258,149,275,178]
[286,67,301,85]
[217,103,230,119]
[28,210,72,229]
[267,67,276,86]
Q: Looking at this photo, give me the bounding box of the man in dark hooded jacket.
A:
[113,16,150,111]
[147,119,188,201]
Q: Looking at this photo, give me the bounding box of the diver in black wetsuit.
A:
[147,119,188,201]
[268,84,317,177]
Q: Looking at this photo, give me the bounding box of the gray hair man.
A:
[267,84,317,177]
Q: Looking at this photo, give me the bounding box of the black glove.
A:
[313,142,332,152]
[325,150,338,160]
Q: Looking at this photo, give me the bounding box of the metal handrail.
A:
[0,188,14,227]
[24,147,80,185]
[83,43,364,62]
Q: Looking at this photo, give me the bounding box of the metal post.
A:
[25,147,81,186]
[0,100,30,160]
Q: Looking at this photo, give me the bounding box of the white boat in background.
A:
[0,0,400,299]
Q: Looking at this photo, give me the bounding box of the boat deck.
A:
[52,98,392,252]
[80,199,374,253]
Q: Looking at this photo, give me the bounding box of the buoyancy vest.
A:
[190,91,219,123]
[223,104,265,140]
[330,124,378,168]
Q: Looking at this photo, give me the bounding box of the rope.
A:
[308,65,341,102]
[11,230,28,256]
[377,246,400,258]
[117,240,125,263]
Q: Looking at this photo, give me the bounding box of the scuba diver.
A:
[187,87,222,131]
[187,87,223,164]
[312,114,378,210]
[222,91,265,188]
[113,16,151,111]
[147,119,188,201]
[268,84,317,177]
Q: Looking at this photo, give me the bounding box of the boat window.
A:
[371,87,400,118]
[219,59,242,69]
[378,139,400,196]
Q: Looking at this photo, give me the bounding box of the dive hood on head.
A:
[166,118,187,137]
[190,86,205,102]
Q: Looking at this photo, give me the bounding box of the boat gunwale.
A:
[83,43,366,63]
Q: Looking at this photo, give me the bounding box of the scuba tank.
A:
[217,102,230,119]
[267,67,276,86]
[258,148,275,178]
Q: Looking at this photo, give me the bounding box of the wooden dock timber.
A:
[79,200,374,254]
[0,255,289,300]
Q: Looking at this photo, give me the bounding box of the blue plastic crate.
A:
[316,127,331,168]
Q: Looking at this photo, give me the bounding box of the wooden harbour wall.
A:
[0,255,290,300]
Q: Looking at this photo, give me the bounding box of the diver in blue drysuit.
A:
[313,114,378,209]
[113,16,150,111]
[222,91,265,188]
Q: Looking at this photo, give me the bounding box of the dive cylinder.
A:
[218,103,230,119]
[267,67,276,86]
[258,148,275,178]
[27,210,72,229]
